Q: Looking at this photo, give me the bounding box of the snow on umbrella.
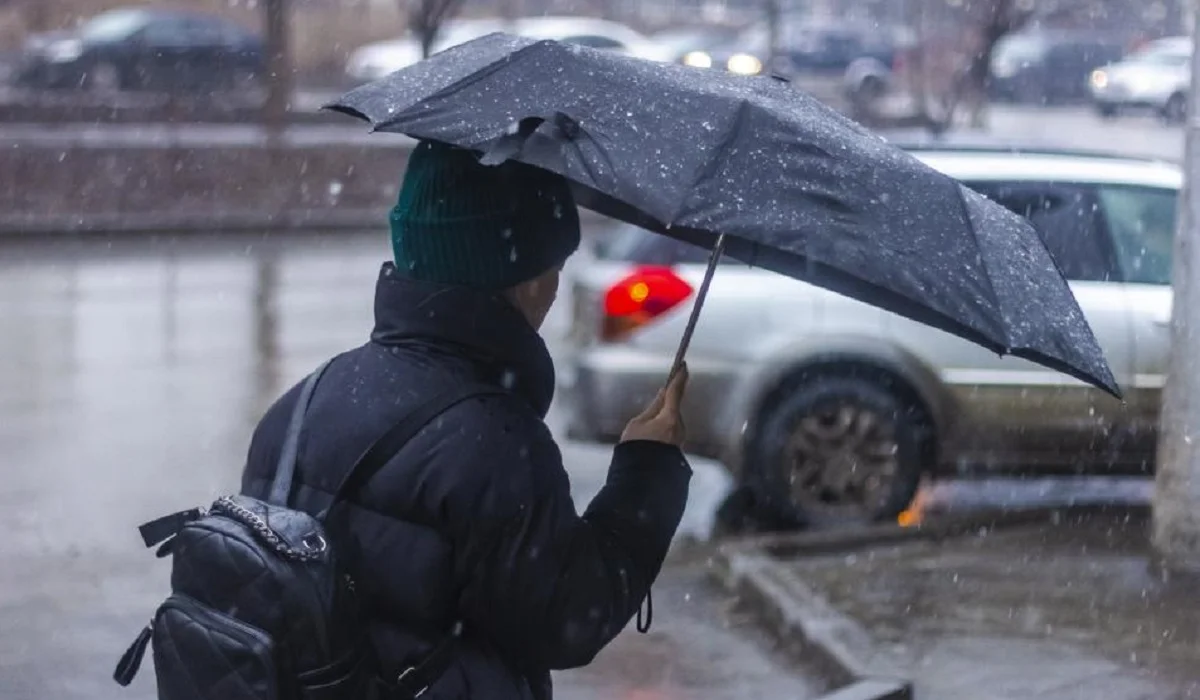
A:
[325,32,1119,397]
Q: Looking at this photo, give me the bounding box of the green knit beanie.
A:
[389,140,582,290]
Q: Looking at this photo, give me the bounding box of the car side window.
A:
[964,181,1117,282]
[1096,185,1177,286]
[188,19,231,47]
[142,19,191,46]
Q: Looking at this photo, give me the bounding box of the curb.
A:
[709,505,1103,700]
[711,547,912,700]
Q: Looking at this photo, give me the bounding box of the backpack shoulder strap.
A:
[324,382,507,513]
[267,359,335,507]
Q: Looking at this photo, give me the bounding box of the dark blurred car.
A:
[686,17,906,79]
[652,25,745,65]
[989,30,1127,105]
[13,7,263,93]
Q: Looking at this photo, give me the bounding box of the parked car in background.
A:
[346,16,669,84]
[1090,36,1192,122]
[564,145,1179,530]
[652,24,744,65]
[989,29,1127,104]
[12,6,263,93]
[684,17,907,79]
[345,18,504,84]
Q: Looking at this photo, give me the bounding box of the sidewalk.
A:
[715,507,1200,700]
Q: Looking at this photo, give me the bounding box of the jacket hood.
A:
[369,261,557,418]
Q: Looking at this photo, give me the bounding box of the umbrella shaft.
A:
[668,233,727,383]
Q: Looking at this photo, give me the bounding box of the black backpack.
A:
[114,360,501,700]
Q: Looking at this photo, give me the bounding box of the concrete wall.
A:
[1,137,413,235]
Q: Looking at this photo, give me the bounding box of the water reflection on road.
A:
[2,233,382,544]
[0,230,771,700]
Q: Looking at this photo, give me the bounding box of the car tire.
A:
[745,376,928,530]
[1162,93,1187,124]
[1095,103,1118,119]
[1014,81,1047,106]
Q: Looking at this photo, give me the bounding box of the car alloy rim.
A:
[784,402,900,520]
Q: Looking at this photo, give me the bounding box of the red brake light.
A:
[601,266,694,341]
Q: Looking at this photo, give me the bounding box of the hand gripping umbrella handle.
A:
[668,233,727,384]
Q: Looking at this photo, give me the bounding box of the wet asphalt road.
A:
[0,229,822,700]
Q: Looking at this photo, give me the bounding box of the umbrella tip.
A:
[324,103,371,124]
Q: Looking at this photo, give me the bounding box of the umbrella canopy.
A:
[326,32,1119,397]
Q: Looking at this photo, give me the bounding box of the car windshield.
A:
[655,26,740,52]
[733,21,870,54]
[993,35,1047,64]
[79,9,147,42]
[417,20,504,50]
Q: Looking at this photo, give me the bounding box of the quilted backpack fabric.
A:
[113,360,499,700]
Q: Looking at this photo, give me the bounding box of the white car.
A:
[564,146,1179,529]
[1090,36,1192,122]
[346,16,669,84]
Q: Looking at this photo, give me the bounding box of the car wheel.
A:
[856,74,887,102]
[1095,102,1118,119]
[86,61,123,93]
[1163,93,1187,124]
[747,376,927,530]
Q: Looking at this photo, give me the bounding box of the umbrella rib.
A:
[666,99,753,227]
[953,184,1012,353]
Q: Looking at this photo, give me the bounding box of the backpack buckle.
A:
[300,533,327,554]
[138,508,203,548]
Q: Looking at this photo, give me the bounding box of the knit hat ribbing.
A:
[389,140,581,290]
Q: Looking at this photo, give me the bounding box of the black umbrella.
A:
[326,32,1119,397]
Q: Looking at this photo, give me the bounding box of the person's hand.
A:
[620,363,688,446]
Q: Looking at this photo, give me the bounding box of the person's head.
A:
[389,140,581,330]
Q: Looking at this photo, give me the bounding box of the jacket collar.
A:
[369,262,557,418]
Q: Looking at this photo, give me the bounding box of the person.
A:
[240,140,692,700]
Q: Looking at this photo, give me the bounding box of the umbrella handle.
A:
[667,233,727,385]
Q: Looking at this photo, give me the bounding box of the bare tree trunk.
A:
[262,0,291,138]
[1154,1,1200,574]
[932,0,1032,132]
[409,0,468,59]
[25,0,52,32]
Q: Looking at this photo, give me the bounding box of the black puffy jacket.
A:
[240,263,692,700]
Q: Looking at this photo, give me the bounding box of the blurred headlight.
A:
[682,51,713,69]
[727,53,763,75]
[1090,70,1108,89]
[45,39,83,63]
